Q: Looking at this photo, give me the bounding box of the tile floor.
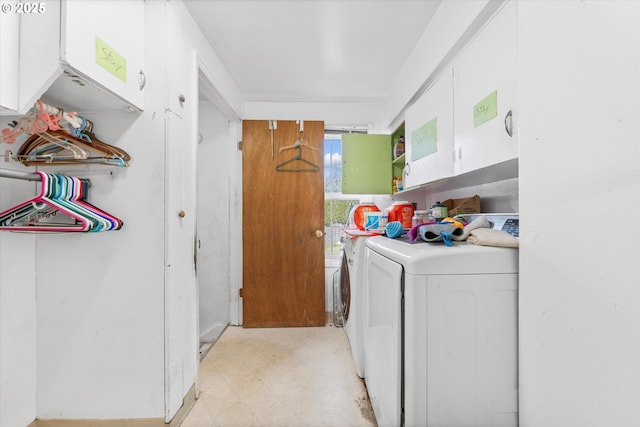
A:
[180,324,378,427]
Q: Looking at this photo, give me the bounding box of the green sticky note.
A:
[411,117,437,161]
[473,90,498,128]
[95,37,127,82]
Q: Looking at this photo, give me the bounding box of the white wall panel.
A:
[197,101,232,343]
[518,2,640,426]
[35,111,166,418]
[0,173,37,427]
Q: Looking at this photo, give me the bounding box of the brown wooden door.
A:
[242,120,325,327]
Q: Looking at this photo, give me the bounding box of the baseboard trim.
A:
[168,383,197,427]
[32,383,198,427]
[33,419,165,427]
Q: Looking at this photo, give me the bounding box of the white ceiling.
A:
[183,0,442,103]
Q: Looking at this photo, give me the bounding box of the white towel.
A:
[468,228,519,248]
[454,216,491,240]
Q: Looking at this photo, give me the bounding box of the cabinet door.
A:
[453,1,517,174]
[15,0,62,113]
[163,2,197,420]
[62,0,144,110]
[0,10,19,113]
[342,134,392,194]
[404,69,455,188]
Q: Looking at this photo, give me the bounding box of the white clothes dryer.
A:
[363,214,519,427]
[339,230,376,378]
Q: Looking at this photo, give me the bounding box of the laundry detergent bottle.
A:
[348,203,380,230]
[387,201,414,229]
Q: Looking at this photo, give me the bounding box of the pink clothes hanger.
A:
[0,171,92,231]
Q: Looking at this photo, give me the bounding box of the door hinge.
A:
[239,288,243,298]
[238,140,243,150]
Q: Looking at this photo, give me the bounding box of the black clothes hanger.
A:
[275,130,320,172]
[275,146,319,172]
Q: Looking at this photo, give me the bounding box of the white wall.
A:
[0,170,36,427]
[197,101,233,343]
[0,7,19,112]
[383,0,498,129]
[0,2,170,419]
[518,2,640,426]
[161,0,242,420]
[34,3,169,412]
[35,112,166,419]
[419,178,519,213]
[244,101,384,132]
[0,0,243,423]
[164,3,242,415]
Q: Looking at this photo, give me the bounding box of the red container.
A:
[388,201,414,229]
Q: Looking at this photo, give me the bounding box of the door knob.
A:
[315,229,324,238]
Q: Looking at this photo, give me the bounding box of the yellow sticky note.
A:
[474,90,498,128]
[95,37,127,82]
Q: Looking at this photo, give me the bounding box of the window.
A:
[324,133,359,256]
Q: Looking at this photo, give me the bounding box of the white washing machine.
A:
[339,230,376,378]
[363,214,519,427]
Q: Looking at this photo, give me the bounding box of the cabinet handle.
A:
[504,110,513,137]
[138,70,146,91]
[404,162,410,177]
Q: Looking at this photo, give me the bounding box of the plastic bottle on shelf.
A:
[393,135,405,159]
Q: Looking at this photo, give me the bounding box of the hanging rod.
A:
[0,168,42,181]
[0,168,92,186]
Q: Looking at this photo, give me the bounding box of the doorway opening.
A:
[195,67,240,359]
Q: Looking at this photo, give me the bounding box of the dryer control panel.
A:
[456,214,519,238]
[488,215,519,238]
[499,218,519,238]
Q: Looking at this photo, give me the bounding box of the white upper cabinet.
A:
[398,1,518,192]
[62,0,145,110]
[404,68,455,189]
[16,0,144,114]
[0,9,19,113]
[452,1,517,175]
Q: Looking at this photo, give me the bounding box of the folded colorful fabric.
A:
[417,223,464,242]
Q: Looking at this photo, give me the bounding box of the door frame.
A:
[196,59,242,326]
